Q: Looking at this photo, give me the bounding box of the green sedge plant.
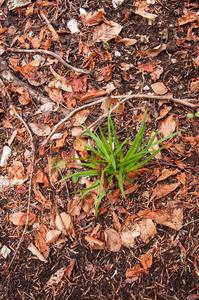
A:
[57,107,179,216]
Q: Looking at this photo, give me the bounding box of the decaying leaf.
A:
[68,196,82,216]
[134,1,157,21]
[46,230,61,244]
[150,182,180,201]
[126,264,149,278]
[178,9,198,26]
[46,267,65,286]
[10,212,36,226]
[158,115,176,137]
[66,259,76,278]
[71,110,90,126]
[80,90,107,101]
[140,248,154,270]
[33,182,52,208]
[111,209,122,232]
[60,212,72,231]
[13,160,26,180]
[92,21,122,43]
[121,223,140,248]
[156,106,172,120]
[81,8,106,26]
[104,228,121,252]
[156,168,180,182]
[138,219,156,244]
[154,208,183,230]
[35,231,47,253]
[27,243,47,263]
[29,122,51,136]
[151,82,168,95]
[146,44,167,57]
[85,235,105,250]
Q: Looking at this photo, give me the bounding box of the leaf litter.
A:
[0,1,199,299]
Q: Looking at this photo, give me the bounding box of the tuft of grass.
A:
[57,106,179,216]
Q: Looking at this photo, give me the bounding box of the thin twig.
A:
[7,106,35,271]
[7,48,92,75]
[42,96,107,145]
[182,219,199,227]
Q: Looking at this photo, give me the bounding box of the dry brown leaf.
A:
[176,173,186,185]
[33,182,52,208]
[66,259,76,278]
[151,82,168,95]
[46,267,65,286]
[60,212,72,230]
[49,66,73,92]
[104,228,121,252]
[13,160,26,180]
[34,169,49,186]
[178,9,198,26]
[156,168,180,182]
[81,8,106,26]
[111,209,122,232]
[140,248,154,270]
[126,264,149,278]
[29,122,51,136]
[85,235,105,250]
[137,64,155,73]
[92,21,122,43]
[10,212,36,226]
[45,86,65,104]
[0,28,7,35]
[101,97,124,114]
[154,208,183,230]
[80,90,107,101]
[134,1,157,20]
[150,65,164,81]
[27,243,47,263]
[27,71,45,86]
[158,115,176,137]
[190,80,199,94]
[156,106,172,120]
[67,196,82,216]
[71,110,90,126]
[120,223,140,248]
[116,36,137,45]
[46,230,61,244]
[138,219,156,244]
[146,44,167,57]
[150,182,180,201]
[35,231,47,253]
[138,208,167,219]
[149,132,162,160]
[55,213,66,232]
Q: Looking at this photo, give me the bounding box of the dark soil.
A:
[0,0,199,300]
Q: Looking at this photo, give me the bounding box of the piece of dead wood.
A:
[0,57,69,115]
[7,48,91,74]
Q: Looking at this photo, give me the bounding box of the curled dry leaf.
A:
[111,209,122,232]
[46,267,65,286]
[178,9,198,26]
[46,230,61,244]
[85,235,105,250]
[66,259,76,278]
[138,219,156,244]
[55,213,66,232]
[13,160,26,180]
[151,82,168,95]
[33,169,49,186]
[71,109,90,126]
[156,168,180,182]
[80,90,107,101]
[81,8,106,26]
[116,36,137,45]
[60,212,72,231]
[49,66,72,92]
[126,264,149,278]
[149,132,162,160]
[27,71,46,86]
[156,106,172,120]
[68,196,82,216]
[140,248,154,270]
[101,97,124,114]
[27,243,47,263]
[146,44,167,57]
[158,115,176,137]
[35,231,47,253]
[121,223,140,248]
[104,228,121,252]
[45,86,65,104]
[33,182,52,208]
[134,1,157,21]
[154,208,183,230]
[150,182,180,201]
[92,21,122,44]
[10,212,36,226]
[29,122,51,136]
[150,65,164,81]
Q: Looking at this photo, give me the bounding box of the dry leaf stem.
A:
[7,106,36,271]
[7,48,91,75]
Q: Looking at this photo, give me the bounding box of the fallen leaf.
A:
[27,71,46,86]
[154,208,183,230]
[29,122,51,136]
[138,219,156,244]
[126,264,149,278]
[120,222,140,248]
[150,182,180,200]
[71,110,90,126]
[46,267,65,286]
[85,235,105,250]
[190,80,199,94]
[80,90,107,101]
[68,196,82,216]
[81,8,106,26]
[104,228,121,252]
[33,182,52,208]
[46,230,61,244]
[60,212,72,231]
[111,209,122,232]
[92,21,123,43]
[101,97,124,114]
[49,66,72,92]
[10,212,36,226]
[134,1,157,20]
[178,9,198,26]
[116,36,137,45]
[151,82,168,95]
[146,44,167,57]
[45,86,65,104]
[34,169,49,186]
[66,259,76,278]
[156,168,180,182]
[149,132,162,160]
[12,160,26,180]
[140,248,154,270]
[156,106,172,120]
[27,243,47,263]
[150,65,164,81]
[137,64,155,73]
[35,231,47,253]
[176,173,186,185]
[158,115,176,137]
